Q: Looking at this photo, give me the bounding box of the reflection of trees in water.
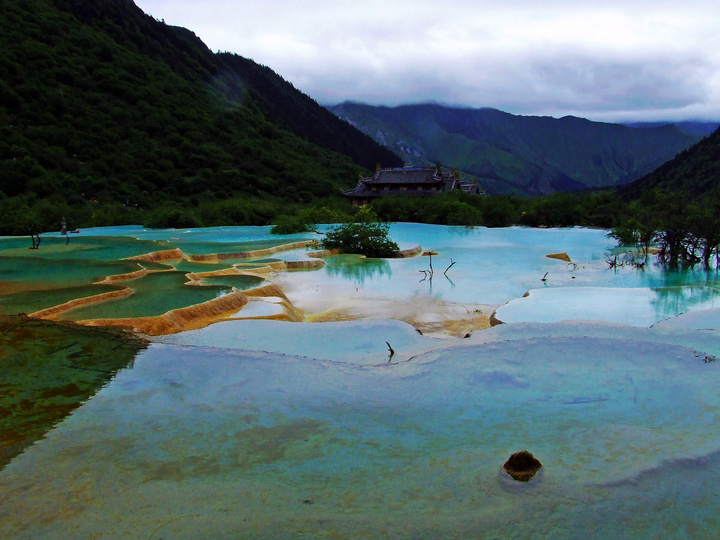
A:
[325,256,391,285]
[651,285,720,318]
[0,316,147,470]
[446,225,481,237]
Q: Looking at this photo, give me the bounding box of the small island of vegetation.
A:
[318,208,399,258]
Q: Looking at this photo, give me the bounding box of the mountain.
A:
[328,102,703,196]
[215,54,401,174]
[624,121,720,137]
[620,127,720,199]
[0,0,401,233]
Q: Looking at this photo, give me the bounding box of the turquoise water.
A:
[58,271,231,320]
[2,224,720,538]
[26,223,719,316]
[0,228,286,318]
[158,318,444,365]
[191,274,266,289]
[38,224,314,253]
[495,285,720,327]
[0,283,125,315]
[277,224,720,319]
[0,256,141,293]
[2,336,719,538]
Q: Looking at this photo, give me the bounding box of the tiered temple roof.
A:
[341,167,480,205]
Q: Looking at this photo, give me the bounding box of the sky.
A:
[134,0,720,122]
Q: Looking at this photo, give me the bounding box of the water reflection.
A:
[0,316,146,470]
[651,285,720,320]
[493,286,720,327]
[324,255,391,285]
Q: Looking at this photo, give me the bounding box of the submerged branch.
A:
[386,341,395,362]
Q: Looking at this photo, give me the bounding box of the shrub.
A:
[270,214,316,235]
[319,208,399,257]
[143,206,200,229]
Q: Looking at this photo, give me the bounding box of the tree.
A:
[688,192,720,268]
[608,188,720,269]
[270,214,316,234]
[0,197,40,237]
[608,194,659,259]
[319,208,399,258]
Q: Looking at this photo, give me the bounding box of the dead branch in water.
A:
[420,251,437,281]
[605,250,648,270]
[605,254,623,269]
[444,259,456,276]
[386,341,395,362]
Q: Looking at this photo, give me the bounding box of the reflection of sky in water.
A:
[157,319,440,364]
[3,337,720,538]
[496,286,720,326]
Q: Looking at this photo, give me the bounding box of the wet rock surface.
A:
[546,252,571,262]
[503,450,543,482]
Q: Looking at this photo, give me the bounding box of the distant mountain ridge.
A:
[621,126,720,199]
[623,121,720,137]
[328,102,703,196]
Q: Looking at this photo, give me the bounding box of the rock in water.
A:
[546,252,571,262]
[503,450,542,482]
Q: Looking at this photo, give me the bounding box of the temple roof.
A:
[341,166,482,199]
[362,167,448,185]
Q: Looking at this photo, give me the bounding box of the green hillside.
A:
[620,127,720,199]
[0,0,400,234]
[329,102,702,196]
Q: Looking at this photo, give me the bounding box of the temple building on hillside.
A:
[341,166,482,206]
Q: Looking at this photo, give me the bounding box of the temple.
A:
[341,166,481,205]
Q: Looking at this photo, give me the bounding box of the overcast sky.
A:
[134,0,720,122]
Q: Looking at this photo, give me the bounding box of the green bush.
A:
[270,214,316,235]
[0,196,40,235]
[319,208,399,257]
[143,206,200,229]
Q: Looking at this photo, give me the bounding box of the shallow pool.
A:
[2,224,720,538]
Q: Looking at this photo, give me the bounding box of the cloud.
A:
[135,0,720,121]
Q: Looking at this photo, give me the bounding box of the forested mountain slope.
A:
[329,102,702,196]
[620,127,720,199]
[0,0,400,233]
